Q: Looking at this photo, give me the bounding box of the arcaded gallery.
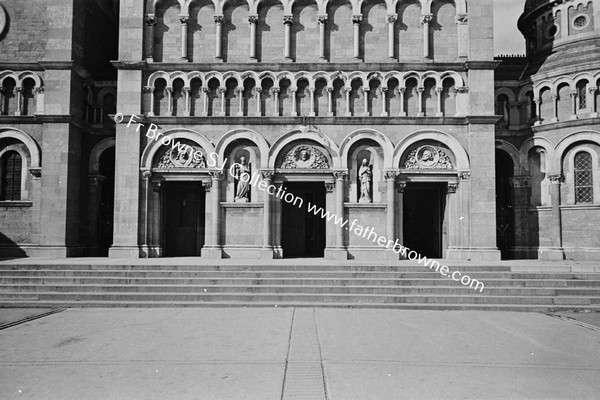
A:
[0,0,599,261]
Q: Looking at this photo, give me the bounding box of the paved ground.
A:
[0,308,599,400]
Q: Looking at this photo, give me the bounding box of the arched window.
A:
[574,151,593,204]
[0,151,22,201]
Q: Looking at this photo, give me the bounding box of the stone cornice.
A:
[464,61,502,70]
[532,117,600,133]
[0,61,92,79]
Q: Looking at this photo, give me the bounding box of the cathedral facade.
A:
[0,0,598,261]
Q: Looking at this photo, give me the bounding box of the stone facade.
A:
[0,0,596,261]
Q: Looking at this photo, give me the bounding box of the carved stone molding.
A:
[403,145,453,170]
[448,182,459,193]
[280,145,330,169]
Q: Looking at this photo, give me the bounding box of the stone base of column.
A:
[385,249,401,260]
[260,247,275,259]
[248,57,258,63]
[446,247,501,261]
[140,245,163,258]
[417,111,424,117]
[214,57,224,63]
[109,245,141,258]
[324,247,347,260]
[538,247,565,260]
[283,57,293,62]
[201,246,223,259]
[590,112,598,118]
[319,57,327,62]
[570,115,578,120]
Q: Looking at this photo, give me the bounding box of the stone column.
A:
[534,97,541,125]
[151,181,163,257]
[143,86,153,116]
[214,16,224,60]
[309,87,316,116]
[570,90,578,120]
[509,175,530,259]
[455,14,468,57]
[590,87,598,117]
[435,87,443,117]
[254,87,262,116]
[0,88,4,115]
[421,14,432,59]
[87,174,106,255]
[551,94,558,122]
[542,173,564,260]
[14,87,23,116]
[290,88,297,116]
[144,14,157,62]
[380,87,388,116]
[387,14,397,60]
[283,15,293,60]
[344,87,352,116]
[272,87,280,116]
[327,171,347,260]
[204,171,224,258]
[327,87,334,116]
[261,170,275,258]
[165,87,173,116]
[179,15,189,60]
[384,171,398,259]
[183,87,191,116]
[447,181,459,252]
[352,15,362,61]
[362,87,369,116]
[140,170,152,257]
[318,14,328,61]
[218,87,226,116]
[201,87,209,116]
[249,15,259,61]
[236,87,244,116]
[398,87,406,116]
[397,182,406,258]
[417,87,424,117]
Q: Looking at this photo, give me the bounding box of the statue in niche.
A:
[233,156,251,202]
[358,158,373,203]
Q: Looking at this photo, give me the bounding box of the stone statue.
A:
[234,156,251,202]
[358,158,372,203]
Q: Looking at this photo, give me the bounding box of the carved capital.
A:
[141,170,152,181]
[202,181,212,191]
[34,86,44,94]
[588,87,598,94]
[88,174,107,185]
[387,14,398,24]
[254,87,263,95]
[183,87,191,93]
[398,87,406,94]
[271,87,281,94]
[152,181,163,192]
[333,170,348,180]
[397,182,407,193]
[435,87,444,94]
[179,15,189,24]
[344,87,352,93]
[283,15,293,25]
[210,170,225,180]
[202,87,210,93]
[14,87,23,94]
[455,86,469,94]
[324,182,336,192]
[327,86,334,93]
[534,97,541,105]
[317,14,328,24]
[165,87,173,94]
[551,94,558,101]
[381,87,389,93]
[248,15,259,25]
[218,87,226,94]
[29,168,42,179]
[260,170,275,180]
[447,182,459,194]
[145,14,157,26]
[143,85,153,93]
[214,15,224,24]
[420,14,433,25]
[417,87,425,93]
[352,14,363,24]
[459,171,471,180]
[570,90,578,97]
[384,170,399,181]
[455,13,468,24]
[548,174,563,183]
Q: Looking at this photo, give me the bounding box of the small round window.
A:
[544,24,559,39]
[573,15,589,29]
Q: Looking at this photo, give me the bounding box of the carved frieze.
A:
[402,145,453,170]
[280,145,330,169]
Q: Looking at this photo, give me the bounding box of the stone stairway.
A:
[1,261,600,311]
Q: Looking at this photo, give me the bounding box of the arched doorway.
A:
[98,147,115,255]
[495,149,514,259]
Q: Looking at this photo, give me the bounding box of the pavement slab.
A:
[0,308,599,400]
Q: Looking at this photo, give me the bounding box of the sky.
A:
[493,0,526,55]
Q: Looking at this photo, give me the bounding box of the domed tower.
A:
[495,0,600,261]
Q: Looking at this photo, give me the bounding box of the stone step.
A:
[0,291,599,305]
[2,284,600,296]
[1,269,599,280]
[2,276,600,287]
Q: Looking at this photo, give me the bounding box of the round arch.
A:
[0,128,41,168]
[89,138,116,174]
[215,128,270,168]
[393,129,470,171]
[339,129,394,169]
[140,128,216,169]
[554,130,600,172]
[268,129,341,169]
[495,139,520,175]
[519,136,555,173]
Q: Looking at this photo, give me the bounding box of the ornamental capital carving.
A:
[381,87,388,93]
[435,87,444,94]
[384,170,399,181]
[183,87,191,93]
[283,14,293,24]
[570,90,578,97]
[398,87,406,94]
[248,15,259,25]
[417,87,425,93]
[534,97,541,105]
[29,168,42,179]
[447,182,459,193]
[254,87,263,94]
[141,170,152,180]
[324,182,336,192]
[455,86,469,94]
[145,14,157,26]
[397,182,407,193]
[352,14,363,24]
[88,174,107,185]
[327,86,334,93]
[344,87,352,93]
[387,14,398,24]
[317,14,328,24]
[179,15,190,24]
[459,171,471,180]
[260,169,274,180]
[202,180,212,191]
[210,170,225,180]
[143,85,153,93]
[165,87,173,94]
[218,87,226,94]
[509,175,530,188]
[588,87,598,94]
[551,94,558,101]
[14,86,23,93]
[548,173,563,183]
[455,13,468,24]
[420,14,433,24]
[152,181,163,192]
[333,170,348,180]
[34,86,44,94]
[214,15,224,24]
[202,87,210,93]
[271,87,280,94]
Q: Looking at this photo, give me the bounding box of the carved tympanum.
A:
[403,145,453,170]
[280,145,330,169]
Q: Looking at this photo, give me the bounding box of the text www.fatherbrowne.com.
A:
[116,113,485,293]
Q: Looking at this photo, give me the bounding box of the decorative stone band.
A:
[509,175,530,188]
